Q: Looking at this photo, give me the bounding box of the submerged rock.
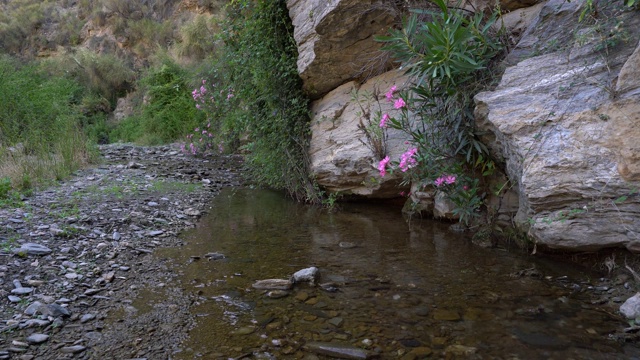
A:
[292,267,319,285]
[304,341,374,359]
[620,293,640,319]
[252,279,292,290]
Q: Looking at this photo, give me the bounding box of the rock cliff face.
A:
[286,0,640,252]
[286,0,396,99]
[308,70,410,197]
[475,0,640,252]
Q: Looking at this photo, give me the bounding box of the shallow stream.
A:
[154,188,638,359]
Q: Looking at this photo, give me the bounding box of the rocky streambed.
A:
[0,144,243,359]
[2,144,640,360]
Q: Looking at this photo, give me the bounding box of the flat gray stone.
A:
[11,287,33,295]
[12,243,52,256]
[60,345,86,354]
[26,333,49,344]
[252,279,292,290]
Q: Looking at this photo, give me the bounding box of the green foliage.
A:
[0,55,98,191]
[374,0,505,224]
[111,58,205,145]
[0,177,11,199]
[176,14,219,60]
[193,0,317,202]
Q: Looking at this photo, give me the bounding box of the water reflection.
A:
[158,188,636,359]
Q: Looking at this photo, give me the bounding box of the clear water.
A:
[157,188,638,359]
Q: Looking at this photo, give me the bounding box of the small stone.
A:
[621,293,640,319]
[204,252,225,260]
[11,287,34,295]
[292,267,319,285]
[230,326,256,335]
[103,271,116,282]
[26,333,49,344]
[328,317,344,327]
[147,230,164,237]
[338,242,357,249]
[11,340,28,347]
[112,232,121,241]
[148,201,159,207]
[24,301,43,316]
[252,279,292,290]
[80,313,96,323]
[266,290,289,299]
[8,295,21,303]
[295,291,310,302]
[84,288,102,296]
[184,208,201,216]
[60,345,86,354]
[43,303,71,317]
[12,243,52,256]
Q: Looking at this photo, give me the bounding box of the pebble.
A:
[81,313,96,323]
[11,288,34,295]
[24,301,43,316]
[25,334,49,344]
[60,345,86,354]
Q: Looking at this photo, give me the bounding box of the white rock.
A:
[292,267,319,285]
[620,293,640,320]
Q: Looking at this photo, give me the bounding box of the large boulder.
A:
[474,0,640,252]
[309,70,411,197]
[286,0,396,99]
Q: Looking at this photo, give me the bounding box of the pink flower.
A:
[434,174,456,187]
[385,85,397,101]
[394,98,406,109]
[398,148,418,172]
[378,156,390,177]
[463,185,469,191]
[379,113,390,128]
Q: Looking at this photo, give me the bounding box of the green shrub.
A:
[111,59,204,145]
[373,0,505,224]
[0,55,97,191]
[191,0,318,202]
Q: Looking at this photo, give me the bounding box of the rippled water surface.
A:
[158,189,638,359]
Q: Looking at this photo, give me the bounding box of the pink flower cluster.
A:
[399,147,418,172]
[379,113,390,128]
[434,174,456,187]
[379,85,406,129]
[378,156,390,177]
[181,122,216,156]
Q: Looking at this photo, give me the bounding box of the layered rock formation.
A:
[287,0,396,99]
[287,0,640,252]
[475,0,640,251]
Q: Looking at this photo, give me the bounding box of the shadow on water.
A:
[154,188,639,359]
